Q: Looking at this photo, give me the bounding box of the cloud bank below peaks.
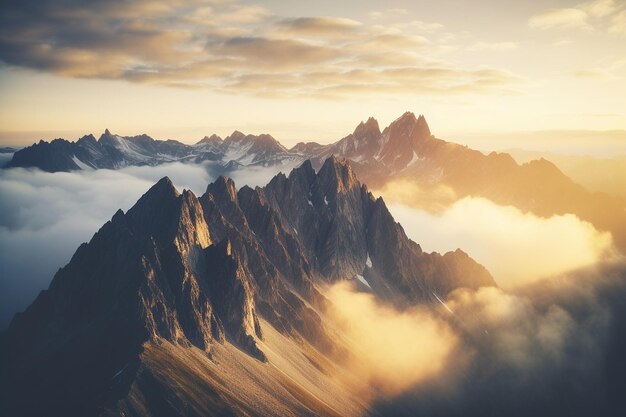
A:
[326,263,626,416]
[385,196,616,288]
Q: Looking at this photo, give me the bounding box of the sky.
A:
[0,0,625,150]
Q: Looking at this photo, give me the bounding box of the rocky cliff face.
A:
[2,156,494,417]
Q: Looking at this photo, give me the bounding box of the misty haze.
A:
[1,1,626,417]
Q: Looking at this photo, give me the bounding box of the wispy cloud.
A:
[274,17,362,37]
[575,58,626,80]
[528,8,592,30]
[529,0,625,34]
[367,8,408,20]
[0,0,521,98]
[609,10,626,35]
[469,41,518,51]
[582,0,619,17]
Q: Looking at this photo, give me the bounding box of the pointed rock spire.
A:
[78,133,97,143]
[126,177,180,212]
[317,155,359,193]
[386,111,431,138]
[288,159,316,184]
[227,130,246,141]
[146,176,179,200]
[125,176,181,241]
[416,114,431,138]
[197,134,223,145]
[206,176,238,203]
[353,116,381,138]
[98,128,116,143]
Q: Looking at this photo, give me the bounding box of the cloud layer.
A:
[375,263,626,416]
[325,263,626,416]
[0,0,520,98]
[326,282,457,397]
[386,196,615,288]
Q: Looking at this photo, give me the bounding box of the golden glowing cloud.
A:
[0,0,521,99]
[385,197,616,288]
[326,282,457,396]
[372,179,457,214]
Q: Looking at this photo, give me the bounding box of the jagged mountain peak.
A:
[221,131,288,159]
[385,111,431,138]
[226,130,247,141]
[258,133,287,149]
[288,159,316,183]
[225,131,285,146]
[124,176,184,242]
[365,111,432,169]
[197,134,223,145]
[353,116,381,138]
[78,133,97,143]
[416,113,431,137]
[317,155,359,193]
[3,110,432,176]
[98,128,119,143]
[394,111,418,125]
[148,176,179,198]
[206,175,238,202]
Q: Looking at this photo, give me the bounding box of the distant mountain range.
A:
[4,111,625,252]
[507,149,626,200]
[2,156,493,416]
[3,129,298,172]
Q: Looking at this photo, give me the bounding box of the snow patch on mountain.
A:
[72,156,93,170]
[354,274,371,289]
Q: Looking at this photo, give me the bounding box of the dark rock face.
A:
[5,138,81,171]
[204,240,264,360]
[262,157,493,302]
[2,157,494,417]
[2,177,259,416]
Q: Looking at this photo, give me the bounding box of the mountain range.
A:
[1,156,493,417]
[4,111,625,253]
